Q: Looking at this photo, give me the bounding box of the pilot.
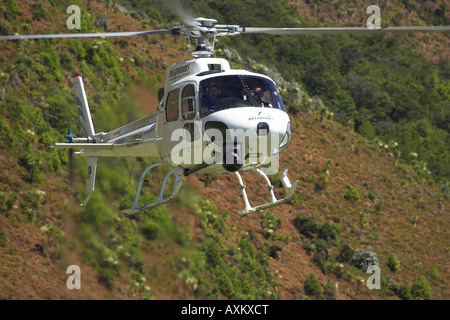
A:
[201,84,221,115]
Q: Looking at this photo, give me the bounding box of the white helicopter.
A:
[1,17,448,214]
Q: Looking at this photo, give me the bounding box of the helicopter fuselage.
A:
[76,58,291,175]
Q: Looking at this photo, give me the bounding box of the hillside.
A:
[0,0,449,301]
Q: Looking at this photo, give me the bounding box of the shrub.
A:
[429,266,445,285]
[337,243,354,263]
[0,118,16,147]
[80,193,115,230]
[367,191,377,202]
[133,52,147,67]
[358,121,376,141]
[315,174,329,192]
[0,229,7,247]
[318,223,340,245]
[312,251,327,274]
[387,254,400,272]
[293,215,319,238]
[307,238,329,256]
[304,273,322,299]
[32,2,46,20]
[324,281,337,300]
[140,219,160,240]
[343,185,360,202]
[40,223,63,250]
[19,153,42,184]
[98,268,115,288]
[352,249,379,271]
[97,13,109,30]
[398,284,413,300]
[411,277,431,300]
[203,239,222,267]
[4,0,20,20]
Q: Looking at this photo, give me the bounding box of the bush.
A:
[358,121,376,141]
[18,153,42,184]
[312,251,327,274]
[0,229,7,247]
[387,254,400,272]
[352,249,379,271]
[343,185,360,202]
[32,2,46,20]
[398,284,413,300]
[80,193,115,230]
[293,215,319,238]
[304,273,322,299]
[337,243,354,263]
[324,281,337,300]
[411,277,431,300]
[140,219,160,240]
[0,118,16,147]
[98,268,115,288]
[318,223,340,245]
[97,13,109,30]
[203,239,222,267]
[4,0,20,20]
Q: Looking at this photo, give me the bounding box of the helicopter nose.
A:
[257,122,269,136]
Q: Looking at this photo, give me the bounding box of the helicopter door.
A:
[181,84,202,166]
[163,84,200,167]
[162,87,181,164]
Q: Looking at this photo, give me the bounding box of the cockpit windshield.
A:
[199,75,286,117]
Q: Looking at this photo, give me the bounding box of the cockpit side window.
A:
[166,89,180,122]
[182,84,196,120]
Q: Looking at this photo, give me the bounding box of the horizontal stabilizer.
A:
[53,143,113,150]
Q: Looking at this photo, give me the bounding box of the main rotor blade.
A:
[238,26,450,35]
[0,29,174,41]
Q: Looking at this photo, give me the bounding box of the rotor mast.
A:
[188,17,218,59]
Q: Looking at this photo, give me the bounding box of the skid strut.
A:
[123,162,184,214]
[235,168,298,215]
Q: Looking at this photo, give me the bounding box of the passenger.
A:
[253,87,270,107]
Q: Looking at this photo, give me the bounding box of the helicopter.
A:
[1,17,448,215]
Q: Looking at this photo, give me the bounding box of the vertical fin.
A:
[74,75,95,137]
[81,157,98,207]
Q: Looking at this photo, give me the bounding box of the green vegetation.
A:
[304,273,323,299]
[0,0,448,300]
[387,254,400,273]
[343,185,360,202]
[411,277,432,300]
[398,284,413,300]
[174,0,450,181]
[324,281,337,300]
[178,201,281,299]
[0,229,7,247]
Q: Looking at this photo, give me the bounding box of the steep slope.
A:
[0,0,448,300]
[184,112,449,299]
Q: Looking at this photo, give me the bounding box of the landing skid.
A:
[235,169,298,215]
[123,162,184,215]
